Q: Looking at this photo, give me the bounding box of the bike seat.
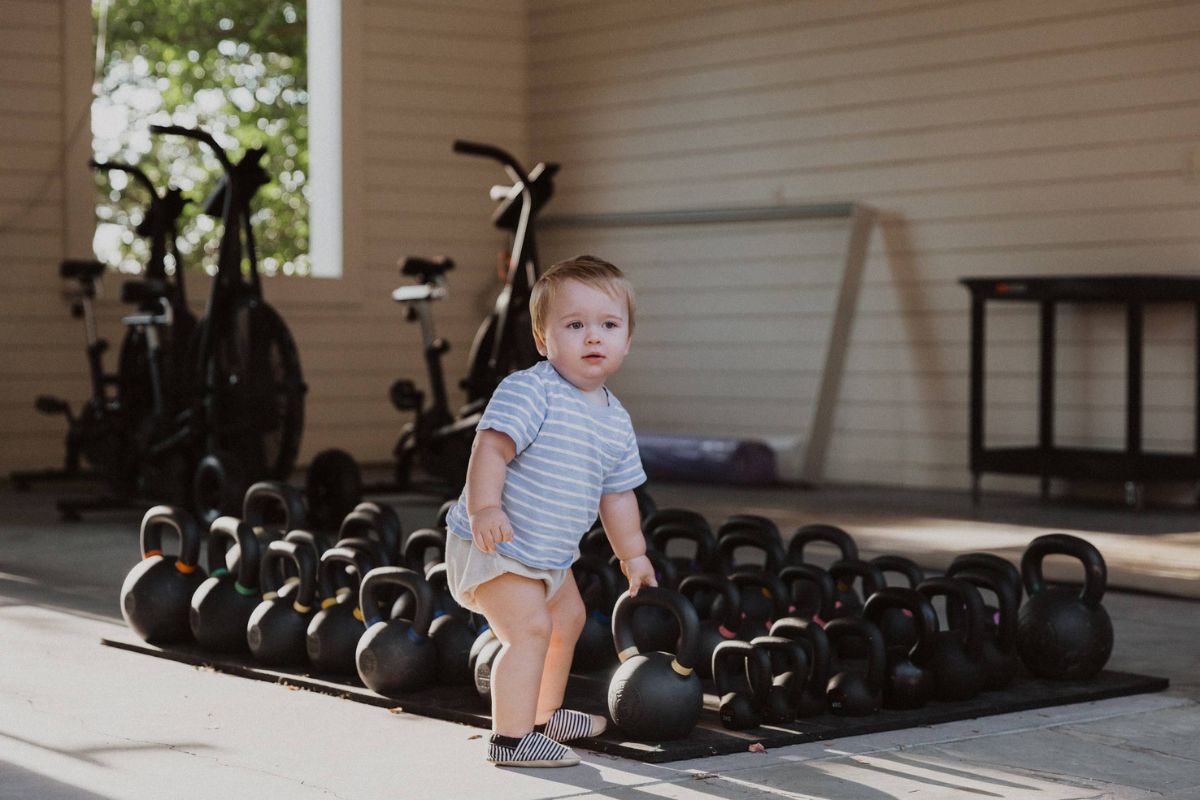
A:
[59,259,106,282]
[120,278,170,306]
[400,256,455,281]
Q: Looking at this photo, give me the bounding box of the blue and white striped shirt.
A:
[445,360,646,570]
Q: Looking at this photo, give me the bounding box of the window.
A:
[91,0,310,277]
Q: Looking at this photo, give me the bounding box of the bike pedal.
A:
[35,395,70,416]
[389,379,424,412]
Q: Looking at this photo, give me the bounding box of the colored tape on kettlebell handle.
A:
[292,601,312,614]
[143,549,162,559]
[670,659,693,677]
[320,597,338,609]
[353,608,364,622]
[617,646,639,663]
[234,582,257,597]
[174,561,196,574]
[212,567,230,579]
[263,591,279,601]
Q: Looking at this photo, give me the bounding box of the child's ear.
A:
[534,332,547,356]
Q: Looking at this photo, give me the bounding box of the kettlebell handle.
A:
[713,529,785,574]
[678,572,741,631]
[1021,534,1107,608]
[339,509,401,566]
[139,505,202,573]
[242,481,307,531]
[778,564,836,621]
[207,515,259,589]
[917,576,986,655]
[402,528,447,572]
[829,559,885,599]
[572,554,619,613]
[317,546,369,606]
[611,587,700,673]
[359,566,435,636]
[728,567,790,620]
[260,539,318,612]
[712,639,773,709]
[824,616,886,687]
[785,524,859,565]
[862,586,939,661]
[650,523,716,570]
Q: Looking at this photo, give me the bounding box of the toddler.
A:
[443,255,655,767]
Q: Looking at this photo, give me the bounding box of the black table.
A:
[960,275,1200,507]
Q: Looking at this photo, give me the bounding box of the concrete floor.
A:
[1,480,1199,800]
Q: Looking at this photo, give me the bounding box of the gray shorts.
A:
[444,533,572,616]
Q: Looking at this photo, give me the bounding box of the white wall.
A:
[529,0,1200,495]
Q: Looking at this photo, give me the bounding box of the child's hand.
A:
[619,554,657,597]
[469,505,512,554]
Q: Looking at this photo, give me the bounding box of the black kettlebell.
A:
[824,617,886,716]
[572,555,621,673]
[946,556,1021,690]
[650,522,717,579]
[334,535,390,577]
[785,523,858,567]
[339,503,403,566]
[727,568,790,640]
[1017,534,1113,680]
[769,617,832,717]
[608,587,703,741]
[948,553,1022,631]
[356,566,438,696]
[779,563,836,623]
[424,562,477,685]
[713,639,773,730]
[749,635,810,723]
[306,546,372,676]
[869,555,925,652]
[712,528,786,623]
[677,572,741,679]
[189,515,261,652]
[862,587,938,710]
[916,576,987,702]
[827,558,885,621]
[436,499,455,528]
[472,629,504,701]
[246,539,318,666]
[120,505,207,644]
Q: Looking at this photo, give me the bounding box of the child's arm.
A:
[465,428,517,553]
[598,489,656,596]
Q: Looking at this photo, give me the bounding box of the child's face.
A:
[536,279,631,394]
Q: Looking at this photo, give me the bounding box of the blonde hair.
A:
[531,255,636,349]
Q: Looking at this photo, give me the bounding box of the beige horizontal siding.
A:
[532,0,1200,497]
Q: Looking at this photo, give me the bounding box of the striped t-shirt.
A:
[445,359,646,570]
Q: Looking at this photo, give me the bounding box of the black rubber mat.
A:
[101,636,1169,764]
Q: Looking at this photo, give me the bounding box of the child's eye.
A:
[567,321,583,330]
[604,321,620,329]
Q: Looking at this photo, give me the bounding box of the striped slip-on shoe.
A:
[540,708,607,742]
[488,732,580,768]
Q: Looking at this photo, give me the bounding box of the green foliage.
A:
[92,0,309,277]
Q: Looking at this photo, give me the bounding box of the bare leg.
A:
[535,573,586,724]
[473,572,552,738]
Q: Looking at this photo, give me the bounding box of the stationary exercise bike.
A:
[149,124,306,523]
[12,159,196,507]
[389,140,558,492]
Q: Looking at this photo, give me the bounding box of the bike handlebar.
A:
[89,159,157,198]
[453,139,528,181]
[150,124,233,171]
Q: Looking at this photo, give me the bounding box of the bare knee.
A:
[551,592,586,644]
[504,607,552,647]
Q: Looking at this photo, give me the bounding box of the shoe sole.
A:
[491,757,581,768]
